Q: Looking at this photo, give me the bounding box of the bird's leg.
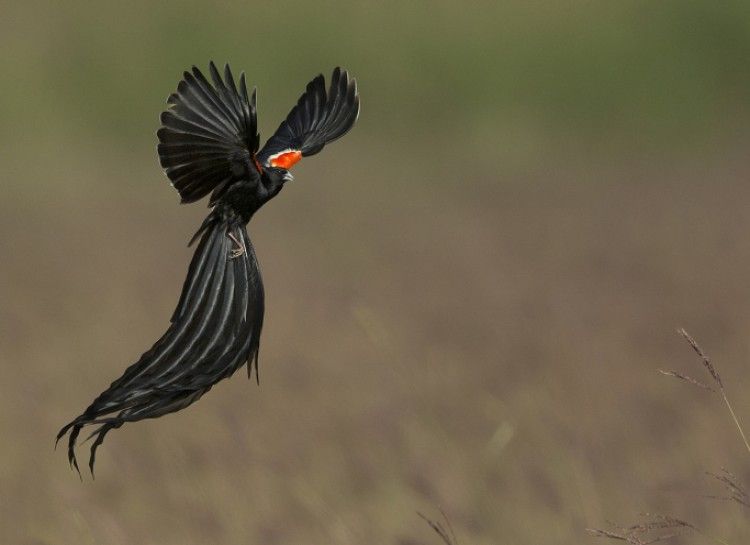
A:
[228,231,246,259]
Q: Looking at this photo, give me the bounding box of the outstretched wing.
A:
[257,67,359,169]
[157,62,261,205]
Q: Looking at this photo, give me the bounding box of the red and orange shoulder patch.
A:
[268,149,302,169]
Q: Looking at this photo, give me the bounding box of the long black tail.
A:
[57,215,264,475]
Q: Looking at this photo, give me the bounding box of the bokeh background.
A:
[3,1,750,543]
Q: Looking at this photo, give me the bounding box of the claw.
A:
[228,231,246,259]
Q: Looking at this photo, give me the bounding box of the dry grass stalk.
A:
[591,330,749,545]
[678,328,723,388]
[663,329,750,457]
[587,513,736,545]
[705,468,750,509]
[657,369,714,392]
[418,510,458,545]
[586,514,694,545]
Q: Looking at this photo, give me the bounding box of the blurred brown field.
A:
[3,1,750,544]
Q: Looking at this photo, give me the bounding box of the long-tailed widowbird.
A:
[57,63,360,476]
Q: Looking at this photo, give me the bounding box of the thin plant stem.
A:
[676,329,750,457]
[720,391,750,458]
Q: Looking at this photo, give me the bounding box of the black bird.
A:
[57,63,359,475]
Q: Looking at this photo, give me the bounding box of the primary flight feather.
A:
[57,63,360,475]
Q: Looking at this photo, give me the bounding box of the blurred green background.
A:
[3,1,750,544]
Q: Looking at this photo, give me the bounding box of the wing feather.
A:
[257,67,359,168]
[157,62,260,205]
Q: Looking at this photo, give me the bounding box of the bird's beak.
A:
[282,171,294,183]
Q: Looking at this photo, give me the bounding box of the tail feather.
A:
[57,213,264,474]
[67,424,83,476]
[87,423,121,478]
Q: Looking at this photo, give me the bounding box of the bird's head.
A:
[260,166,293,198]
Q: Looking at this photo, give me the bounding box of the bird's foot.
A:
[228,232,246,259]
